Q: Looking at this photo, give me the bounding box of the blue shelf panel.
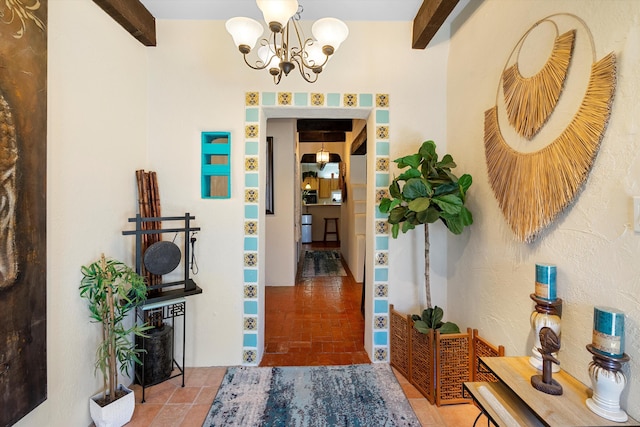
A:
[201,131,231,199]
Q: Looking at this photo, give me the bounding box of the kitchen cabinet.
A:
[318,178,339,198]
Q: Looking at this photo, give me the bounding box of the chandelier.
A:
[225,0,348,84]
[316,144,329,167]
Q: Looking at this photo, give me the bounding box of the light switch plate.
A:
[634,196,640,232]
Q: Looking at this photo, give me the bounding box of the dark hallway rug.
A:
[202,364,420,426]
[302,250,347,277]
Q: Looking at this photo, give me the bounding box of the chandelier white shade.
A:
[225,17,264,52]
[225,0,348,84]
[316,148,329,166]
[256,0,298,31]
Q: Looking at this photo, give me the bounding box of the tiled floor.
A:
[124,243,485,426]
[261,242,370,367]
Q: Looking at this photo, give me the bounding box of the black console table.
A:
[135,296,188,403]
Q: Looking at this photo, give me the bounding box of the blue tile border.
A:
[242,91,391,365]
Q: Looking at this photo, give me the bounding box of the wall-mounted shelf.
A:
[201,131,231,198]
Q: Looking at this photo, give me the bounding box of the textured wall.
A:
[447,0,640,419]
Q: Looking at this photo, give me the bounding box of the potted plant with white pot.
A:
[79,254,150,427]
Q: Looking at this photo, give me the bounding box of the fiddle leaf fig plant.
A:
[80,254,151,405]
[379,140,473,309]
[412,306,460,335]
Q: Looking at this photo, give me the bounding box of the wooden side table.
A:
[463,357,639,426]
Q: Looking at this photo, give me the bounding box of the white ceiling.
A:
[138,0,423,22]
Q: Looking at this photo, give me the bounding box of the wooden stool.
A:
[323,217,340,243]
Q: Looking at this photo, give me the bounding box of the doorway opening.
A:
[262,117,368,366]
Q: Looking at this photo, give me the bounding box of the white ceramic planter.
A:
[89,384,135,427]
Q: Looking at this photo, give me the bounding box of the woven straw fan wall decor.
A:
[484,14,617,243]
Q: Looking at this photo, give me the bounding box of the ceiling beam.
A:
[412,0,459,49]
[299,131,346,143]
[351,126,367,155]
[297,119,353,133]
[93,0,156,46]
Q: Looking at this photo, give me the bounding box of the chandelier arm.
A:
[242,54,270,71]
[296,59,319,83]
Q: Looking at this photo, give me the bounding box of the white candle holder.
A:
[586,344,629,422]
[529,294,562,372]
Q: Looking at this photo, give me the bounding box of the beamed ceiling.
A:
[92,0,460,49]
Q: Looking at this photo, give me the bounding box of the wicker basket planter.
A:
[389,305,411,380]
[390,306,503,406]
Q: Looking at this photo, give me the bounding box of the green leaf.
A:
[439,322,460,334]
[402,221,415,233]
[433,182,459,196]
[379,197,392,213]
[411,314,422,321]
[413,320,431,334]
[391,223,400,238]
[397,168,422,181]
[432,306,444,326]
[402,178,429,199]
[421,308,433,326]
[458,173,473,194]
[408,197,430,212]
[460,206,473,226]
[389,180,402,199]
[395,153,421,169]
[442,214,464,234]
[436,154,456,169]
[432,194,463,215]
[388,206,407,224]
[418,140,437,161]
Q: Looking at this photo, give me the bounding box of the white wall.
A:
[21,1,149,426]
[447,0,640,419]
[265,119,297,286]
[30,2,453,424]
[144,17,451,365]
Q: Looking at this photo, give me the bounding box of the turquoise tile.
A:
[374,268,388,282]
[376,109,389,124]
[376,236,389,250]
[327,93,340,107]
[245,108,259,122]
[244,300,258,315]
[246,141,259,155]
[294,93,308,106]
[244,237,258,251]
[374,299,388,314]
[376,141,389,156]
[262,92,276,105]
[376,207,388,219]
[244,269,258,283]
[245,205,258,219]
[376,173,389,188]
[374,331,388,346]
[243,333,257,347]
[360,93,373,107]
[245,173,259,187]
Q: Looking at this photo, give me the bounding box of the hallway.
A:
[260,243,370,366]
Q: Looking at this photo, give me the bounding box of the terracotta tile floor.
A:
[124,244,485,426]
[261,243,370,367]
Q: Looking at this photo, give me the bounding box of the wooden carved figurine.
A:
[531,326,563,395]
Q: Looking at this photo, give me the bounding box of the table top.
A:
[479,356,639,426]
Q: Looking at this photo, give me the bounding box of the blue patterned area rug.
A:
[202,364,420,426]
[302,250,347,277]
